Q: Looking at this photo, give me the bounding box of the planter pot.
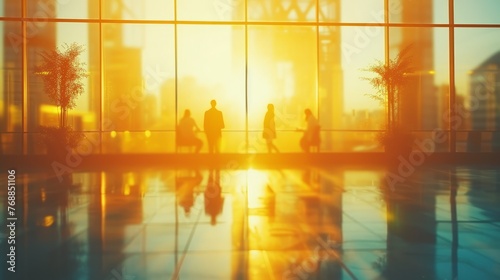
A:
[46,140,69,162]
[381,131,414,166]
[40,126,83,162]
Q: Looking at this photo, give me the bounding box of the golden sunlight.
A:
[241,169,269,209]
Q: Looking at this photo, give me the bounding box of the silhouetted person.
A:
[204,169,224,225]
[263,104,280,153]
[177,109,202,153]
[299,108,320,152]
[203,100,225,153]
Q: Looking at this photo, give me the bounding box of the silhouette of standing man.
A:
[205,169,224,226]
[204,100,225,153]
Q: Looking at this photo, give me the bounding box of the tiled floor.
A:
[1,165,499,279]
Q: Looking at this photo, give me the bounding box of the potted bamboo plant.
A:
[363,46,415,158]
[36,43,87,160]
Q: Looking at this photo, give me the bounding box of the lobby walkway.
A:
[1,165,499,279]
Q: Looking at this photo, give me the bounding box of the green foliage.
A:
[363,46,415,153]
[36,43,87,156]
[362,45,414,132]
[35,43,87,128]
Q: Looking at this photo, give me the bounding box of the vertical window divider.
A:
[174,0,179,154]
[384,0,390,136]
[21,0,27,155]
[245,0,249,154]
[99,0,103,154]
[448,0,456,153]
[315,0,320,127]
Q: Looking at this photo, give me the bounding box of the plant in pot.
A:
[35,43,87,160]
[363,46,415,159]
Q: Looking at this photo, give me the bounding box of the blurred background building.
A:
[469,51,500,151]
[389,0,438,131]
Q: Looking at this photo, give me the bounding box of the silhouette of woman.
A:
[299,108,319,152]
[263,104,280,153]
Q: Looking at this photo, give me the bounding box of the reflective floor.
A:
[1,165,500,280]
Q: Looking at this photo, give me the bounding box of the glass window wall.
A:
[1,0,500,155]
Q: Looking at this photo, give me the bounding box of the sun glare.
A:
[245,169,270,208]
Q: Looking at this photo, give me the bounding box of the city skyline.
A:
[1,1,498,110]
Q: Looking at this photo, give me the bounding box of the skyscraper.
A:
[470,51,500,131]
[386,3,437,277]
[469,51,500,151]
[88,0,143,132]
[2,1,57,153]
[391,0,437,131]
[238,0,343,150]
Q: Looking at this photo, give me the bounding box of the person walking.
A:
[299,108,320,152]
[263,104,280,153]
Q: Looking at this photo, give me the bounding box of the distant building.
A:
[469,51,500,131]
[391,0,437,131]
[103,47,143,130]
[2,1,57,153]
[89,0,144,131]
[387,5,437,278]
[236,0,343,150]
[469,51,500,151]
[437,84,467,131]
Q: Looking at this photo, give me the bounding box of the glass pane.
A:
[319,131,385,152]
[31,131,103,155]
[1,20,22,154]
[1,0,21,17]
[1,133,22,154]
[321,0,383,23]
[1,22,22,133]
[27,22,99,154]
[27,19,61,131]
[248,130,386,152]
[330,26,384,131]
[102,0,174,20]
[248,25,317,153]
[324,26,384,150]
[177,25,245,153]
[179,0,244,21]
[388,27,449,132]
[220,131,246,153]
[455,28,500,152]
[455,0,500,24]
[248,131,302,153]
[248,0,316,22]
[102,24,175,137]
[28,132,45,154]
[412,130,449,153]
[102,131,175,153]
[27,0,97,19]
[457,131,497,152]
[389,0,448,24]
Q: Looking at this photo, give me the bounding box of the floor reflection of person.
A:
[204,169,224,225]
[176,170,203,217]
[263,103,280,153]
[203,100,225,153]
[299,108,320,152]
[177,109,202,153]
